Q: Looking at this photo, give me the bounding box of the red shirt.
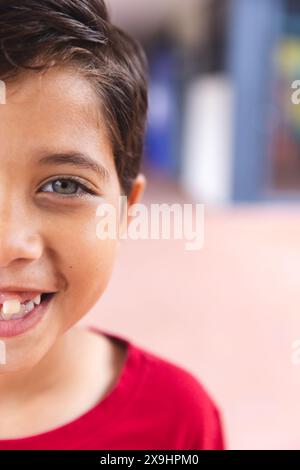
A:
[0,327,225,450]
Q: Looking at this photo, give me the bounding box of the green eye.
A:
[52,179,78,194]
[39,177,96,198]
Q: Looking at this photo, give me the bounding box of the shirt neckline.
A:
[0,326,142,445]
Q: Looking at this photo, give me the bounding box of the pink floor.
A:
[81,171,300,450]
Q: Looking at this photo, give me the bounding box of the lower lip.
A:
[0,294,55,338]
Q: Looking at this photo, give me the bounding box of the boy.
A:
[0,0,225,449]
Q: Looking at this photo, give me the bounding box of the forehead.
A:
[0,66,114,171]
[2,66,100,125]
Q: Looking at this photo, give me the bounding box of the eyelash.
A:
[39,176,98,199]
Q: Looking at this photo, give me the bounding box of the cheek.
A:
[68,241,117,324]
[49,210,119,324]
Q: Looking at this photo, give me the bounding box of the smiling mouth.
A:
[0,293,56,321]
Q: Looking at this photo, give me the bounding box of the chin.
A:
[0,346,43,373]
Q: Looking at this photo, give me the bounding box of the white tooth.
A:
[19,304,26,315]
[1,303,26,321]
[25,300,35,313]
[2,300,21,316]
[33,294,41,305]
[1,310,14,320]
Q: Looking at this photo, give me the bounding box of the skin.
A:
[0,66,146,438]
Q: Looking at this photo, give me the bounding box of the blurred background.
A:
[81,0,300,449]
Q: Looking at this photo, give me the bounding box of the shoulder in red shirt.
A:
[0,327,225,450]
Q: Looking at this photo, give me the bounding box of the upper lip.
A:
[0,287,55,293]
[0,288,56,305]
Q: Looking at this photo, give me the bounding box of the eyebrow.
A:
[38,152,110,182]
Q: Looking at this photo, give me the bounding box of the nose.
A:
[0,204,43,267]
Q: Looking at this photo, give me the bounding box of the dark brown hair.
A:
[0,0,149,195]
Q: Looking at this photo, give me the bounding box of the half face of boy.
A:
[0,66,145,373]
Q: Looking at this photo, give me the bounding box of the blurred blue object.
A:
[228,0,283,202]
[145,43,182,177]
